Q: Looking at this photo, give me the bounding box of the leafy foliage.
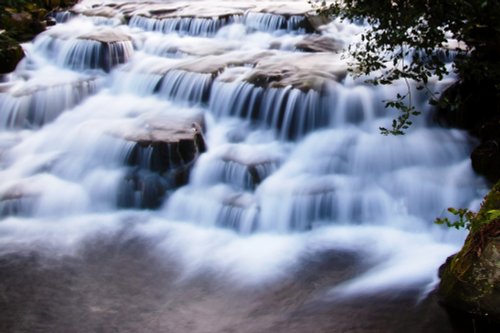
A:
[313,0,500,135]
[435,207,475,230]
[436,180,500,232]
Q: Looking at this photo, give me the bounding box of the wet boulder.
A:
[76,30,134,72]
[114,118,207,209]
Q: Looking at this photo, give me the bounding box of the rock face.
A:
[471,120,500,184]
[471,140,500,184]
[0,33,25,74]
[438,182,500,330]
[437,80,500,183]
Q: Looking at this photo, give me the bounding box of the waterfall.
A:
[129,14,243,37]
[0,1,487,330]
[243,12,312,33]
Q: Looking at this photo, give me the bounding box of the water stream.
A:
[0,0,486,331]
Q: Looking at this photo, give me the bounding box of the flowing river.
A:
[0,1,487,332]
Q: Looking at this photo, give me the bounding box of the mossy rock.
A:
[0,1,77,43]
[0,33,24,74]
[438,182,500,329]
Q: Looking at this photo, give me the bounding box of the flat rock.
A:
[296,35,343,53]
[243,52,347,91]
[79,30,131,43]
[175,50,276,75]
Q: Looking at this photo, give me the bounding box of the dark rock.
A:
[0,33,25,74]
[437,81,500,183]
[436,81,500,133]
[471,140,500,184]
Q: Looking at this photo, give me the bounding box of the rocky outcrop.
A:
[438,182,500,330]
[114,119,207,209]
[436,78,500,184]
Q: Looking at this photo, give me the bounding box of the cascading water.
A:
[0,0,487,332]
